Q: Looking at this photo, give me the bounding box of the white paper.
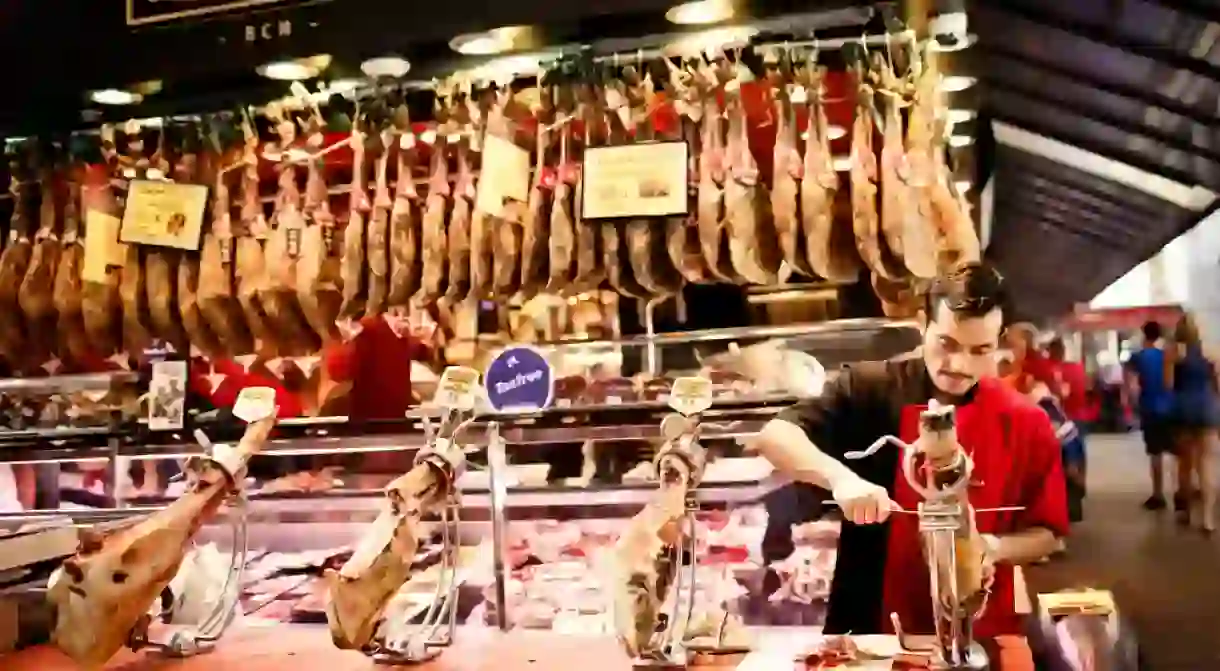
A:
[148,360,188,430]
[434,366,480,411]
[474,135,531,220]
[232,386,276,423]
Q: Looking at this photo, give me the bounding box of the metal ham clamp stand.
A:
[613,377,744,670]
[47,388,278,670]
[325,366,479,665]
[844,401,1017,671]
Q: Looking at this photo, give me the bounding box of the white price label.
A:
[668,376,713,416]
[209,442,246,480]
[433,366,480,411]
[232,386,276,423]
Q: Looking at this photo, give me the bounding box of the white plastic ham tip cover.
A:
[232,386,276,423]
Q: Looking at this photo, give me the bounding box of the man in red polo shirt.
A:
[755,263,1067,645]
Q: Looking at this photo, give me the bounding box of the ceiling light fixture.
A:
[326,78,363,95]
[940,75,977,92]
[257,54,333,81]
[665,0,735,26]
[946,108,976,124]
[949,135,974,148]
[90,89,142,106]
[361,56,411,78]
[667,26,758,56]
[450,26,532,56]
[930,34,978,52]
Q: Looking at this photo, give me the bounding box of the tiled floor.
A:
[1026,433,1220,670]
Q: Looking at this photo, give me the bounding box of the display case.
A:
[0,318,1045,670]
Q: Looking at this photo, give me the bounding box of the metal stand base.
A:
[128,493,250,659]
[929,641,989,671]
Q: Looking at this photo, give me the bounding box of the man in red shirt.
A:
[755,263,1067,644]
[1047,338,1090,424]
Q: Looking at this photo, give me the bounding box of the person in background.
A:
[1125,321,1176,511]
[1047,338,1089,419]
[755,262,1067,639]
[1004,323,1054,395]
[1165,313,1217,533]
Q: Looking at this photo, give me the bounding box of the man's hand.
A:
[830,475,896,525]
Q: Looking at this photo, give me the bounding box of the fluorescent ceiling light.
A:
[832,155,852,172]
[946,108,975,124]
[450,26,531,55]
[949,135,974,148]
[666,26,758,55]
[940,75,976,92]
[466,52,559,81]
[361,56,410,78]
[90,89,142,106]
[929,34,978,52]
[666,0,735,25]
[257,55,332,81]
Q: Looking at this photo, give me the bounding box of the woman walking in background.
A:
[1167,313,1218,533]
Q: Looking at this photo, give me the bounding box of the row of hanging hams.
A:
[0,42,978,378]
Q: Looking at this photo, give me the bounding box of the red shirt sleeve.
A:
[193,357,303,419]
[1015,405,1071,538]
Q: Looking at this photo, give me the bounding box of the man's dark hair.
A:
[1142,320,1162,342]
[924,262,1007,320]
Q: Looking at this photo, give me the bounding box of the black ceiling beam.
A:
[993,189,1149,243]
[991,201,1134,252]
[979,44,1220,131]
[982,75,1220,165]
[1001,170,1168,227]
[987,3,1220,85]
[993,146,1190,215]
[987,110,1215,191]
[1140,0,1220,25]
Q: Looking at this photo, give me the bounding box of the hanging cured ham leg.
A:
[297,117,343,344]
[723,84,780,285]
[696,91,736,283]
[176,129,226,358]
[338,120,370,320]
[80,130,122,359]
[365,130,391,318]
[145,129,192,355]
[261,114,320,356]
[19,144,63,368]
[572,90,606,294]
[419,118,451,301]
[468,89,505,300]
[118,128,154,359]
[769,73,817,279]
[624,67,683,296]
[518,79,554,298]
[850,73,904,281]
[235,116,279,357]
[48,416,276,670]
[0,146,35,369]
[803,65,861,283]
[544,112,577,293]
[664,65,711,284]
[388,104,423,310]
[878,62,936,280]
[196,135,255,358]
[53,164,89,365]
[600,86,650,298]
[444,136,475,303]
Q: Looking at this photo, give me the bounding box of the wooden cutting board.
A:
[4,627,1035,671]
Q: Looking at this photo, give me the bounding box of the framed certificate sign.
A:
[120,180,209,251]
[580,141,689,221]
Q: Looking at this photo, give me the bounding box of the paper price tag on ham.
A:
[232,387,277,423]
[668,376,713,416]
[433,366,480,411]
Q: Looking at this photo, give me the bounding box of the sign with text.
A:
[434,366,481,411]
[581,141,689,220]
[126,0,323,27]
[484,346,554,413]
[474,135,531,221]
[120,180,208,250]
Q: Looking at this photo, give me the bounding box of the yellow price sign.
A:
[668,376,713,416]
[434,366,481,411]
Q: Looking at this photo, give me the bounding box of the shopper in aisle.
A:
[1166,312,1217,533]
[755,262,1068,639]
[1124,321,1176,511]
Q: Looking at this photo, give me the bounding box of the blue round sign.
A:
[484,346,554,412]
